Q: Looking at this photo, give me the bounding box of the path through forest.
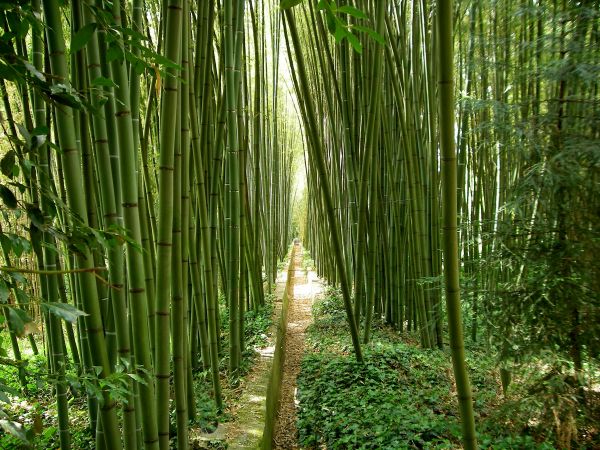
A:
[194,265,288,449]
[273,246,323,449]
[195,245,322,449]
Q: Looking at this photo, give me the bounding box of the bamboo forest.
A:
[0,0,598,448]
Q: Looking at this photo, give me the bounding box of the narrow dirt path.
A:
[273,246,322,449]
[193,262,289,449]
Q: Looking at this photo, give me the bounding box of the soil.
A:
[273,247,322,450]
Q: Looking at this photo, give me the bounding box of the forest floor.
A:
[1,247,597,449]
[293,286,600,449]
[195,245,325,449]
[273,247,323,449]
[194,269,287,449]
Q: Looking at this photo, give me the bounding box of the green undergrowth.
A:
[0,352,95,449]
[296,287,570,449]
[0,290,277,449]
[175,290,277,443]
[219,291,275,379]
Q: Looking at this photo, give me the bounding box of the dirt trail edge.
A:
[273,246,322,449]
[194,254,290,449]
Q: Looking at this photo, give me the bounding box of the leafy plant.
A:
[298,290,565,449]
[296,345,462,449]
[279,0,384,54]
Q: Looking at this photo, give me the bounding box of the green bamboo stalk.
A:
[41,0,121,447]
[282,5,362,362]
[437,1,477,447]
[171,2,190,444]
[224,0,244,375]
[154,0,183,446]
[189,75,223,409]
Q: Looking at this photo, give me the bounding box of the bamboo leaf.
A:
[317,0,330,10]
[338,5,368,20]
[333,25,348,43]
[71,23,97,53]
[42,302,88,323]
[353,25,385,45]
[0,419,29,444]
[23,61,45,82]
[0,382,19,402]
[25,204,46,229]
[0,151,16,178]
[0,279,9,303]
[142,48,182,71]
[16,124,31,148]
[128,373,148,385]
[91,76,117,88]
[345,30,363,54]
[49,84,83,109]
[7,307,31,337]
[106,42,125,63]
[0,186,18,209]
[325,10,337,34]
[0,62,20,82]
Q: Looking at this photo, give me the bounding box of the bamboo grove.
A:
[0,0,598,449]
[294,0,597,444]
[283,1,476,446]
[0,0,298,448]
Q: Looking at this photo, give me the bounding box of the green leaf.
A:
[0,382,19,400]
[337,5,368,19]
[134,61,146,76]
[325,10,337,34]
[91,76,117,88]
[0,151,16,178]
[23,61,45,82]
[345,30,363,53]
[317,0,330,10]
[0,185,18,209]
[43,302,88,323]
[0,419,29,444]
[0,279,9,303]
[333,25,347,43]
[31,125,49,137]
[141,48,182,71]
[280,0,304,8]
[353,25,385,45]
[7,307,31,337]
[2,233,30,258]
[14,287,28,306]
[6,10,28,38]
[47,141,63,155]
[0,234,10,256]
[16,123,31,149]
[106,42,125,63]
[21,159,33,178]
[120,27,148,42]
[7,270,26,285]
[49,84,83,109]
[25,204,46,230]
[71,23,97,53]
[128,373,148,385]
[0,63,19,81]
[0,390,10,403]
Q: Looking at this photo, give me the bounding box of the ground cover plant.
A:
[296,288,598,449]
[0,290,276,449]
